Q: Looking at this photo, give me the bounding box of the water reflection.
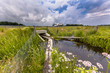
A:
[53,40,110,73]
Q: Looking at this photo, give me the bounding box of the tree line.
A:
[0,21,24,26]
[66,24,83,26]
[98,24,110,26]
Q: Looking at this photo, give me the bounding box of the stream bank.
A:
[53,39,110,73]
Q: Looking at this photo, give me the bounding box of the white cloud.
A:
[0,0,110,26]
[78,0,110,25]
[0,0,82,26]
[52,4,83,24]
[42,0,70,9]
[86,9,110,18]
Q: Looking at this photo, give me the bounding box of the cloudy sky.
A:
[0,0,110,26]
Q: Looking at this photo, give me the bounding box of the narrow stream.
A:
[53,39,109,73]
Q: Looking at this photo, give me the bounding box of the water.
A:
[53,40,109,73]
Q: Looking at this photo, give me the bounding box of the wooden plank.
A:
[57,36,84,39]
[36,30,47,34]
[43,35,53,73]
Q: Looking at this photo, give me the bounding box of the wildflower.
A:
[96,62,103,69]
[107,54,110,59]
[73,55,75,57]
[53,70,55,73]
[48,64,52,68]
[66,66,68,68]
[92,65,98,70]
[92,70,96,73]
[83,61,92,67]
[86,61,92,67]
[62,54,65,57]
[65,58,68,61]
[55,50,57,53]
[98,71,102,73]
[102,52,108,56]
[83,61,87,66]
[67,52,72,55]
[55,64,59,68]
[10,65,13,68]
[78,60,83,63]
[63,56,67,60]
[76,64,81,67]
[62,59,64,62]
[48,44,50,47]
[67,58,71,61]
[48,70,50,72]
[59,57,62,60]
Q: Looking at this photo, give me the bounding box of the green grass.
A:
[20,33,45,73]
[0,27,33,60]
[0,27,45,73]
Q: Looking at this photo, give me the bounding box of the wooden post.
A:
[19,24,22,36]
[96,26,98,31]
[57,26,58,34]
[34,26,35,31]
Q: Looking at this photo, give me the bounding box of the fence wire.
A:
[2,30,36,73]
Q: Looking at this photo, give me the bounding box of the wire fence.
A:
[2,29,36,73]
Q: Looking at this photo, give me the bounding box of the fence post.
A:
[33,26,36,35]
[96,26,98,31]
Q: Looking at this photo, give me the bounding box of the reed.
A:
[0,27,45,73]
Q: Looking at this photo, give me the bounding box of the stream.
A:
[53,39,110,73]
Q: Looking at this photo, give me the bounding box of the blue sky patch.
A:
[55,5,68,13]
[41,1,44,5]
[77,0,104,14]
[51,1,55,4]
[67,0,79,6]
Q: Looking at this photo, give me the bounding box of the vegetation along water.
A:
[36,26,110,53]
[0,26,110,73]
[0,27,45,73]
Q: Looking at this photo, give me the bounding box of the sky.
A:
[0,0,110,26]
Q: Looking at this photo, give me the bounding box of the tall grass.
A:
[0,27,45,73]
[0,27,33,60]
[19,33,45,73]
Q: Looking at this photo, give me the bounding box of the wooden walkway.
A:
[56,36,84,39]
[36,30,84,73]
[36,30,53,73]
[36,30,47,34]
[36,30,83,39]
[43,34,53,73]
[43,37,53,73]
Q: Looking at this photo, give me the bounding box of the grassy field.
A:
[0,27,45,73]
[36,26,110,53]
